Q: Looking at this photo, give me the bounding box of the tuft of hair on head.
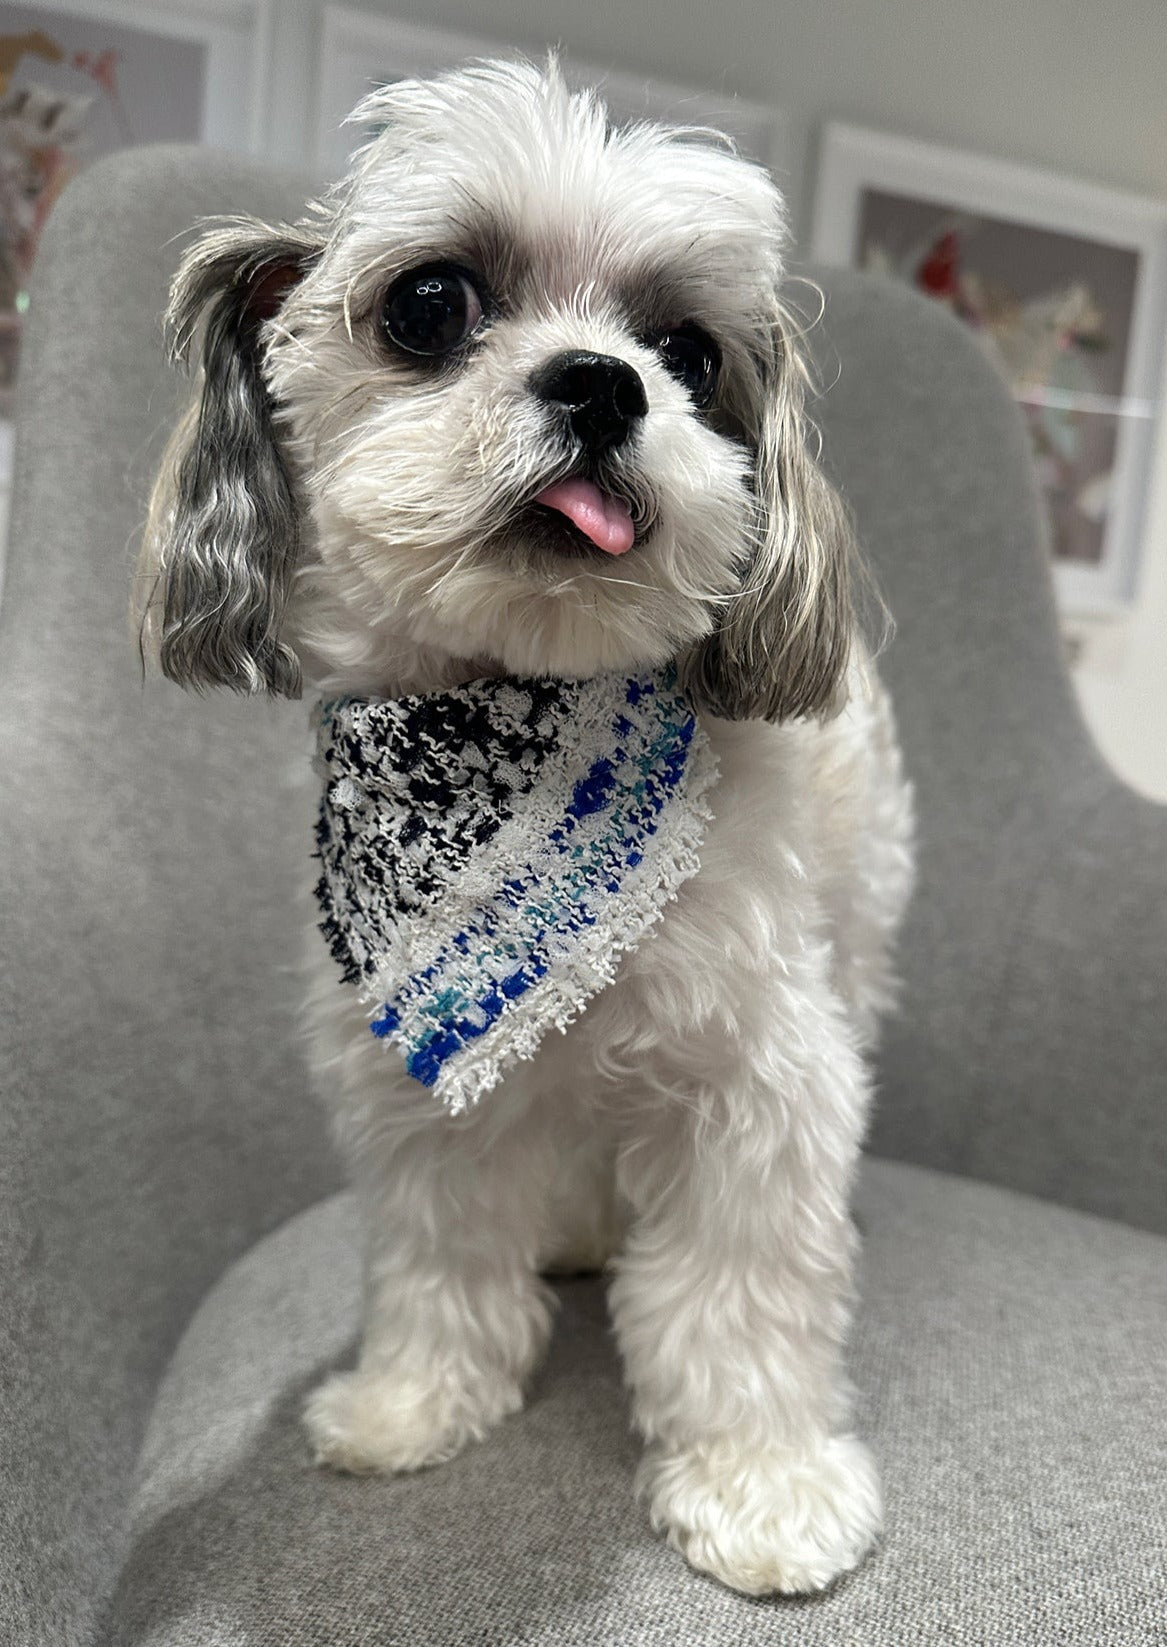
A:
[135,215,323,696]
[679,283,860,724]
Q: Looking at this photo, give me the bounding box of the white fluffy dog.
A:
[138,58,913,1597]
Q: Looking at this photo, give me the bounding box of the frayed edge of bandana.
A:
[362,729,720,1114]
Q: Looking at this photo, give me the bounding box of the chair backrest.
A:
[806,267,1165,1234]
[0,148,343,1646]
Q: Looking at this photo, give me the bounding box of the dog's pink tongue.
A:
[535,478,635,555]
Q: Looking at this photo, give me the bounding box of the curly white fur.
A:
[140,57,915,1596]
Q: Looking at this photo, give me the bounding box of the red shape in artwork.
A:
[916,231,960,299]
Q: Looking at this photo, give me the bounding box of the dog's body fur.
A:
[139,59,914,1596]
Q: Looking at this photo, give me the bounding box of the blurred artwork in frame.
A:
[0,3,219,418]
[812,125,1167,614]
[0,0,274,428]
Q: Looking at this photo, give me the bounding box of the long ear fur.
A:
[136,218,322,695]
[680,293,856,723]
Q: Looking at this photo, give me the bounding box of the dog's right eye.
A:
[648,324,721,408]
[380,264,486,356]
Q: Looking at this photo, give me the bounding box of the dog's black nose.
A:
[529,351,648,456]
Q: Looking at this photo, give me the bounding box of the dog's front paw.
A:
[304,1367,522,1474]
[638,1433,882,1596]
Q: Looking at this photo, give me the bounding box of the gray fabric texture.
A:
[1,144,1165,1644]
[99,1159,1167,1646]
[0,150,342,1647]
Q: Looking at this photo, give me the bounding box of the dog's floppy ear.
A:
[680,294,855,723]
[137,217,322,695]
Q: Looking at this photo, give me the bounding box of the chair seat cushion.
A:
[100,1158,1166,1645]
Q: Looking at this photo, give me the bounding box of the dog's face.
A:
[141,59,854,720]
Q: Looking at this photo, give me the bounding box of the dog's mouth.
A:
[530,477,636,556]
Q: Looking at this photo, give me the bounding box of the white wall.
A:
[262,0,1167,797]
[266,0,1167,237]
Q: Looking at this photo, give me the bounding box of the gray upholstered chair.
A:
[2,148,1164,1647]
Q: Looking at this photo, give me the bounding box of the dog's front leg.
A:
[608,989,881,1595]
[305,1092,555,1474]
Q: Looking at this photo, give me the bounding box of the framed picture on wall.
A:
[314,5,788,183]
[811,123,1167,615]
[0,0,271,418]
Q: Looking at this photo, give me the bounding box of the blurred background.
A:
[1,0,1164,797]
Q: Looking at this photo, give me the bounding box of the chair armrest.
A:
[873,755,1167,1236]
[987,774,1167,1232]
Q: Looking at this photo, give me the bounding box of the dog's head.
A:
[139,57,855,718]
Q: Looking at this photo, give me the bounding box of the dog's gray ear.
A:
[138,217,322,695]
[679,296,855,723]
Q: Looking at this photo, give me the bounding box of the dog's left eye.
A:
[648,325,721,407]
[380,264,485,356]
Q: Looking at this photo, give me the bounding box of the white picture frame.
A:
[314,5,787,183]
[811,122,1167,615]
[4,0,273,151]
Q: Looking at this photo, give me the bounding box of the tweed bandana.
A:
[313,669,718,1112]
